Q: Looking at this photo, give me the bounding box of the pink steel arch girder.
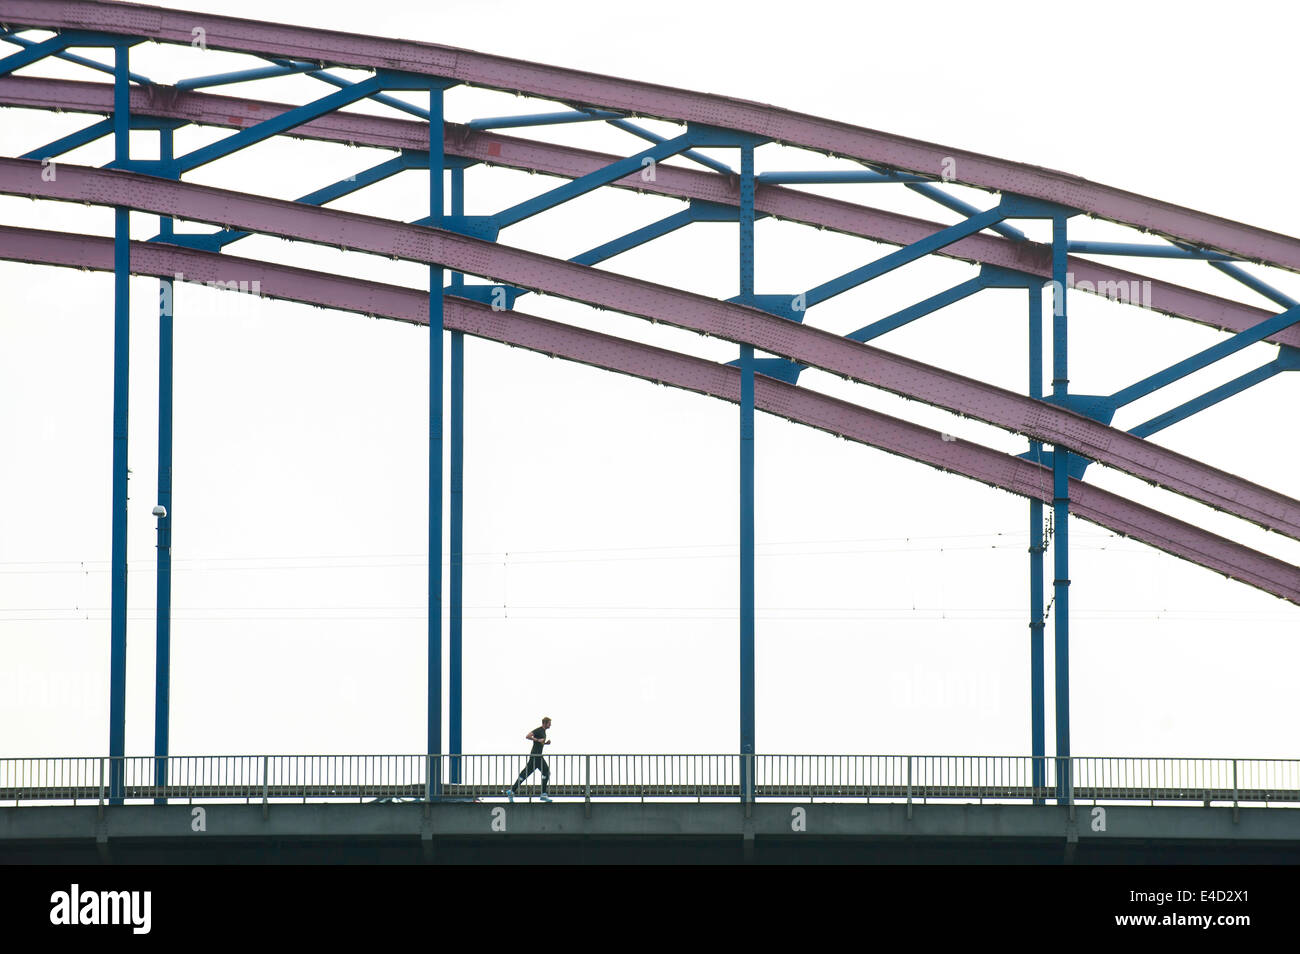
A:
[5,224,1296,604]
[6,0,1300,271]
[3,75,1294,351]
[3,156,1298,544]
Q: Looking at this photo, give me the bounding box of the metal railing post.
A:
[261,755,269,818]
[98,757,105,817]
[906,756,913,820]
[1232,759,1239,823]
[584,755,591,818]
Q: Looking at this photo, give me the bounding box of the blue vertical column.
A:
[108,41,132,805]
[1028,283,1045,805]
[153,126,174,806]
[738,145,756,802]
[1051,215,1072,804]
[428,86,445,796]
[449,165,464,784]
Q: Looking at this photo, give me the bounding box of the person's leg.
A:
[540,758,550,795]
[512,758,534,791]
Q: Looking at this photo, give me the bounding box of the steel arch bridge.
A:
[2,0,1298,811]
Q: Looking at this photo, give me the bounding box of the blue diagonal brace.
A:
[298,152,425,204]
[1069,241,1238,261]
[1210,263,1298,310]
[725,271,989,381]
[1129,361,1287,438]
[846,275,986,343]
[491,134,695,229]
[470,199,740,308]
[467,109,622,130]
[571,199,754,265]
[266,53,729,177]
[1110,303,1300,408]
[151,75,387,175]
[0,31,151,82]
[758,169,929,184]
[21,118,113,159]
[599,114,734,176]
[1172,240,1300,311]
[264,57,433,120]
[0,33,73,75]
[162,152,424,251]
[861,164,1026,242]
[913,182,1026,241]
[801,204,1008,308]
[24,115,183,161]
[569,208,699,266]
[176,62,321,90]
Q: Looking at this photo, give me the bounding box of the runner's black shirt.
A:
[530,726,547,755]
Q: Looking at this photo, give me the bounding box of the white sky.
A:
[1,0,1297,763]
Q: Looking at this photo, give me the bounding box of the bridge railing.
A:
[1,754,1297,805]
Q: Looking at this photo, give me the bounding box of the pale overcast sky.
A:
[1,0,1297,764]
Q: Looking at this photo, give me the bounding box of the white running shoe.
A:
[540,794,552,803]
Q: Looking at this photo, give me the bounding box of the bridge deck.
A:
[4,801,1300,865]
[4,785,1298,803]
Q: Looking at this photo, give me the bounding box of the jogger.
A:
[507,717,552,801]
